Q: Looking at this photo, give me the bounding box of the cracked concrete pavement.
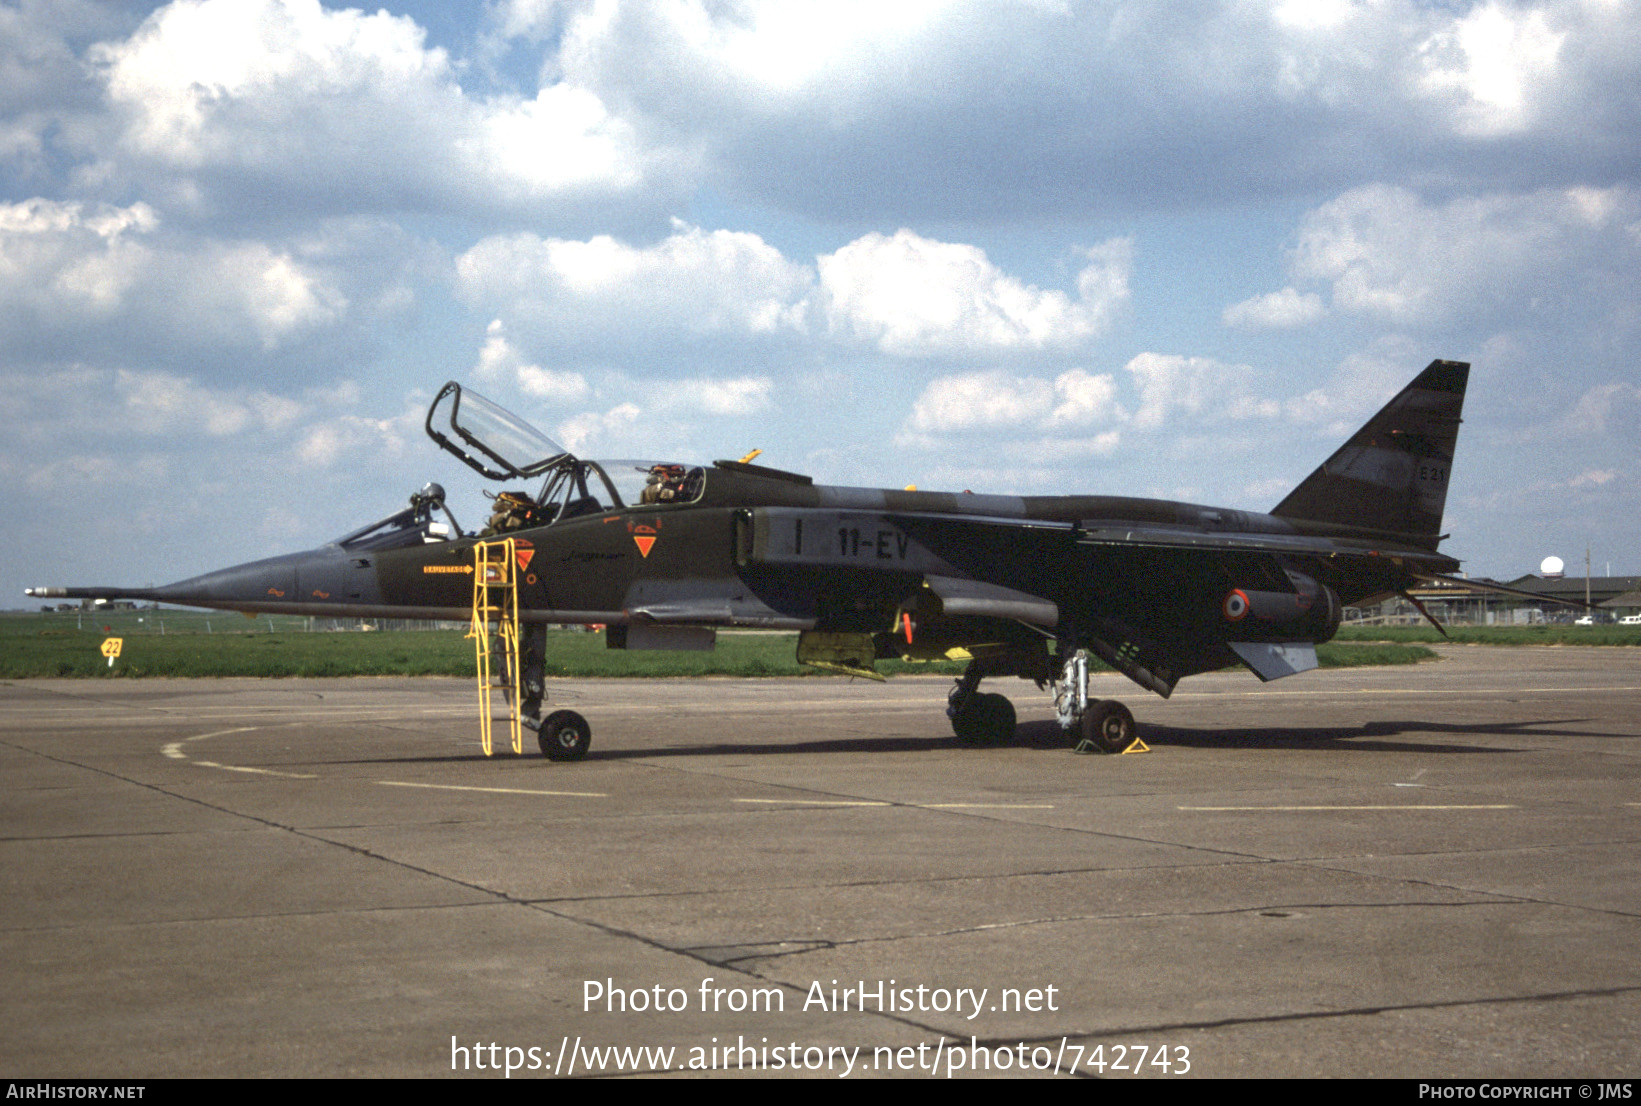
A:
[3,645,1638,1077]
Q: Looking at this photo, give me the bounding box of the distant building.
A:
[1600,590,1641,618]
[1507,574,1641,621]
[1348,574,1641,626]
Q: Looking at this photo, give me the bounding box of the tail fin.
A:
[1272,359,1468,550]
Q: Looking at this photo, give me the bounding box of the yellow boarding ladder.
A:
[470,538,523,755]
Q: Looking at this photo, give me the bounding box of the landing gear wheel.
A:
[537,709,591,761]
[952,693,1016,746]
[1077,700,1135,754]
[980,693,1017,745]
[949,686,979,743]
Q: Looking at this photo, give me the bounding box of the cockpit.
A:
[334,382,705,552]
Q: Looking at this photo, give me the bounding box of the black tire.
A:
[979,693,1016,745]
[1079,700,1135,754]
[537,709,591,761]
[952,693,1016,746]
[949,687,981,742]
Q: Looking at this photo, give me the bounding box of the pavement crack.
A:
[684,899,1528,966]
[1022,984,1641,1044]
[1295,856,1641,919]
[521,857,1273,908]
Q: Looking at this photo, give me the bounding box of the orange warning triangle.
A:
[633,535,656,558]
[514,547,534,571]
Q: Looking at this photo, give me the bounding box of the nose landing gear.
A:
[535,709,592,761]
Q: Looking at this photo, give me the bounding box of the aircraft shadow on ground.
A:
[333,734,948,765]
[328,714,1601,765]
[1095,716,1607,753]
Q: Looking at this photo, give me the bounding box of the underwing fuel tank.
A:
[1220,571,1342,643]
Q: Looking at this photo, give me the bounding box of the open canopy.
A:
[424,381,572,481]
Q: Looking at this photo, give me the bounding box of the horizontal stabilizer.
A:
[1228,641,1318,682]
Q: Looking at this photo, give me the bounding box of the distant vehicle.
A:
[1575,616,1595,626]
[1621,615,1641,626]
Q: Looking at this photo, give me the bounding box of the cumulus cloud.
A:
[87,0,666,219]
[294,408,420,468]
[1125,354,1279,429]
[674,376,773,417]
[459,222,1126,359]
[897,367,1124,456]
[14,0,1641,233]
[1554,382,1641,437]
[0,198,346,353]
[0,366,310,458]
[819,232,1129,356]
[1222,287,1325,330]
[0,0,133,177]
[904,371,1064,434]
[555,402,641,455]
[15,452,169,495]
[1415,3,1565,137]
[114,369,305,436]
[456,221,812,345]
[895,348,1435,457]
[1289,183,1641,328]
[1279,341,1427,435]
[540,0,1641,218]
[474,319,589,401]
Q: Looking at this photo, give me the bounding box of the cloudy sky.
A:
[4,0,1639,604]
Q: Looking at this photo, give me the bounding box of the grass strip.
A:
[1335,624,1641,646]
[4,614,1433,679]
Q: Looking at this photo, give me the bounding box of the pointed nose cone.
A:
[30,544,377,614]
[147,552,305,608]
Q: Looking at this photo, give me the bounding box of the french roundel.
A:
[1223,589,1250,621]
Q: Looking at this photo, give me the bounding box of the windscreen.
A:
[425,382,571,480]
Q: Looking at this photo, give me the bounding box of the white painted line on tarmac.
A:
[734,798,890,807]
[921,803,1056,809]
[377,780,607,798]
[161,726,259,760]
[1179,804,1518,812]
[161,724,325,779]
[194,760,318,780]
[733,798,1053,810]
[164,726,315,776]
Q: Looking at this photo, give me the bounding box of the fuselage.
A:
[38,457,1453,644]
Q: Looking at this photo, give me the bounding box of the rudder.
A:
[1272,359,1468,550]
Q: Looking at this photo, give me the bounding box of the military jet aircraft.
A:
[30,359,1490,760]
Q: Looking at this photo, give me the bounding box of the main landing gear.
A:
[947,650,1145,754]
[1055,649,1144,755]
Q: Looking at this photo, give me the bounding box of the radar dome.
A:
[1540,556,1565,579]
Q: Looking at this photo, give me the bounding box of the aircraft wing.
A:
[739,506,1452,605]
[1074,522,1435,561]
